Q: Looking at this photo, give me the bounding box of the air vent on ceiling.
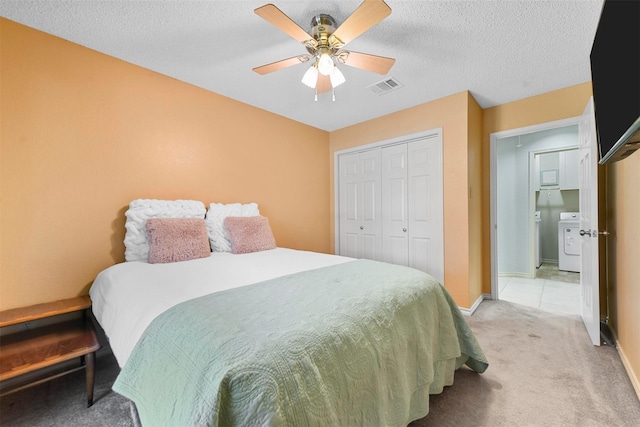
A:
[367,77,403,95]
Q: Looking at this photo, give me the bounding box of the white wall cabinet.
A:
[533,148,579,191]
[559,148,579,190]
[336,131,443,283]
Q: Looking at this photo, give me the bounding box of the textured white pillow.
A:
[124,199,206,262]
[205,202,259,252]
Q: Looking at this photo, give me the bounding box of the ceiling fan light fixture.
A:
[301,66,318,88]
[253,1,395,100]
[330,66,345,88]
[317,52,334,76]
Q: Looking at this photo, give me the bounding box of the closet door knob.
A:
[360,226,364,230]
[403,228,407,232]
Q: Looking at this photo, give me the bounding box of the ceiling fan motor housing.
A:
[308,14,337,54]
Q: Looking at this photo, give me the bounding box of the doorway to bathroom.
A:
[492,119,581,316]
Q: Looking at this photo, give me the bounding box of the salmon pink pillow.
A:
[124,199,206,262]
[146,218,211,264]
[223,216,276,254]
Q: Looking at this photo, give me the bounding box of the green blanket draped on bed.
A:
[113,259,488,427]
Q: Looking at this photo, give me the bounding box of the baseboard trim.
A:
[498,272,530,279]
[459,293,491,316]
[615,335,640,401]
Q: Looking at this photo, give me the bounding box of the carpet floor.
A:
[1,300,639,426]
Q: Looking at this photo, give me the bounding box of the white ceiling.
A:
[0,0,604,132]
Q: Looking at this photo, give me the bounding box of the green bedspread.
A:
[113,259,488,427]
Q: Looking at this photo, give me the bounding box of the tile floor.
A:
[498,263,581,316]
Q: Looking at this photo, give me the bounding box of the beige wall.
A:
[330,92,477,307]
[606,155,640,396]
[0,19,330,310]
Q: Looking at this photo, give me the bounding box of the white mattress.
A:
[89,248,354,367]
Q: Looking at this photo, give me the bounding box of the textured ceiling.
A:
[0,0,604,131]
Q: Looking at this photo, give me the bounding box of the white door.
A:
[578,98,600,346]
[338,149,382,260]
[381,144,409,266]
[336,129,443,280]
[380,138,444,281]
[408,138,444,283]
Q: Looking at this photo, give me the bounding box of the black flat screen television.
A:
[589,0,640,164]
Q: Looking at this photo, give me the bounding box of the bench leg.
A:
[84,352,96,407]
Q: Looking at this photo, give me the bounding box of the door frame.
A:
[334,128,442,254]
[490,117,581,300]
[528,145,579,277]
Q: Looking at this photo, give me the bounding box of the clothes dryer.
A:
[558,212,580,272]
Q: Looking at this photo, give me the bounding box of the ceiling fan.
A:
[252,0,395,100]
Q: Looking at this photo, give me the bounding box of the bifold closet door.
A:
[380,138,443,282]
[407,139,443,282]
[337,132,442,283]
[381,144,409,266]
[338,149,382,260]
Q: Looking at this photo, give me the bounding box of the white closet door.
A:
[336,130,442,283]
[338,149,382,260]
[339,152,361,258]
[408,138,444,283]
[381,144,409,266]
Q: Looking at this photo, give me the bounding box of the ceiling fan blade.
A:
[253,55,311,75]
[329,0,391,47]
[255,4,314,44]
[316,74,332,93]
[338,51,395,75]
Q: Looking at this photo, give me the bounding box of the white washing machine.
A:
[558,212,581,272]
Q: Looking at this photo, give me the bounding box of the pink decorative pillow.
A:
[146,218,211,264]
[223,216,277,254]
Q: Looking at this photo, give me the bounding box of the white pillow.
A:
[205,202,259,252]
[124,199,206,262]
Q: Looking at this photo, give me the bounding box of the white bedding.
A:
[89,248,354,367]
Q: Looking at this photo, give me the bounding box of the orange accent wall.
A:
[0,19,330,310]
[330,92,477,307]
[467,94,484,306]
[606,154,640,397]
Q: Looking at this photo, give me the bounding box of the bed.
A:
[89,200,488,426]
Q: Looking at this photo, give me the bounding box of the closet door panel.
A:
[390,179,405,220]
[359,149,382,260]
[362,234,378,260]
[339,152,361,257]
[338,149,381,260]
[344,182,358,221]
[408,138,443,283]
[410,238,432,273]
[388,236,409,265]
[342,232,360,259]
[381,144,409,266]
[362,180,377,221]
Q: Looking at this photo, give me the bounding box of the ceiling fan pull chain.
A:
[332,88,336,102]
[314,90,318,102]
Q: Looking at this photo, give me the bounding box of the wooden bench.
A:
[0,296,100,407]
